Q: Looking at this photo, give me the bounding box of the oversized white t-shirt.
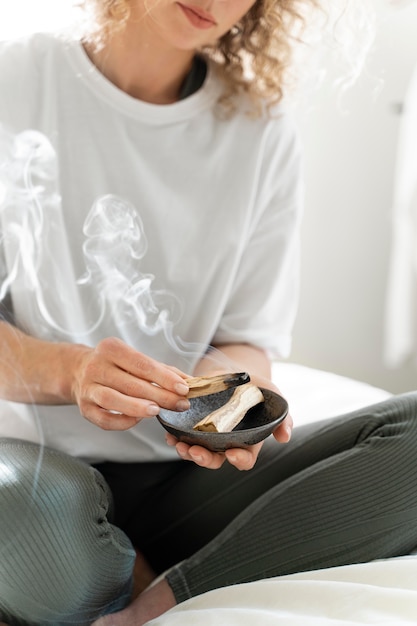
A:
[0,32,303,462]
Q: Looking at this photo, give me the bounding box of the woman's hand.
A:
[164,373,293,470]
[166,409,292,471]
[165,433,264,470]
[272,412,293,443]
[70,337,190,430]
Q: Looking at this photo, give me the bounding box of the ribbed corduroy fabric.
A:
[0,440,135,625]
[166,392,417,601]
[2,393,417,622]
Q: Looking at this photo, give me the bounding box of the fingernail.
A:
[175,382,189,395]
[146,404,160,417]
[190,452,203,462]
[175,399,190,412]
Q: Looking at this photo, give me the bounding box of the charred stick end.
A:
[186,372,251,399]
[223,371,251,388]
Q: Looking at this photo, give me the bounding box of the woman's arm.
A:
[0,320,86,404]
[193,342,272,383]
[0,321,190,430]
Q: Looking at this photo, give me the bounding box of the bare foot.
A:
[132,550,157,598]
[91,578,176,626]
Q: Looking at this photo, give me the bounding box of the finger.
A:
[93,368,190,412]
[165,433,178,447]
[167,365,190,379]
[273,413,293,443]
[225,441,263,470]
[97,338,190,395]
[87,385,163,419]
[175,441,225,469]
[82,404,143,431]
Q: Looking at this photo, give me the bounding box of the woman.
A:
[1,0,417,625]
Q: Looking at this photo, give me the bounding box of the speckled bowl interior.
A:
[157,387,288,452]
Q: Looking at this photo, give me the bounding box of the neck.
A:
[85,18,196,104]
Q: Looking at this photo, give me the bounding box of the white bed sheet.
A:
[149,556,417,625]
[148,363,412,626]
[271,361,391,426]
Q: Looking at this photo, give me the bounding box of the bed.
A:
[147,362,417,626]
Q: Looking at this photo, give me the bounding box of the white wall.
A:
[0,0,77,39]
[290,1,417,393]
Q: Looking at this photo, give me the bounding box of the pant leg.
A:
[0,439,136,626]
[166,392,417,602]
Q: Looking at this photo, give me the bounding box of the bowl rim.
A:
[157,387,288,439]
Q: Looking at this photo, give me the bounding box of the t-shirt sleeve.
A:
[212,114,304,359]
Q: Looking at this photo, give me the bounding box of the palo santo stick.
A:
[186,372,250,399]
[193,383,264,433]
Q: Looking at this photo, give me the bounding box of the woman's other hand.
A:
[70,337,190,430]
[177,343,294,469]
[165,433,264,470]
[165,406,293,471]
[273,412,293,443]
[247,378,293,445]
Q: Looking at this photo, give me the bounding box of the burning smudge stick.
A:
[186,372,250,399]
[193,383,264,433]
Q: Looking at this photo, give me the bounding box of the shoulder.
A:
[201,75,303,194]
[210,73,301,153]
[0,31,65,69]
[226,91,303,169]
[0,31,73,96]
[266,105,303,164]
[209,65,299,131]
[0,32,70,130]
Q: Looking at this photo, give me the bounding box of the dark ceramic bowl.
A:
[157,387,288,452]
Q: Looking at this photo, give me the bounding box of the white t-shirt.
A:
[0,33,303,462]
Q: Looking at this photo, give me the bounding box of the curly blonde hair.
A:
[204,0,319,111]
[78,0,323,112]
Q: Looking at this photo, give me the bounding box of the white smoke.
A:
[79,192,185,340]
[0,126,206,359]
